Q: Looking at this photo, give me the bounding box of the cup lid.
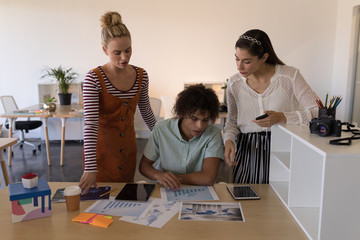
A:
[64,185,81,196]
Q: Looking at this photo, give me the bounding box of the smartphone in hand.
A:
[255,113,269,120]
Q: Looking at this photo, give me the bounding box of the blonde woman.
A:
[79,12,156,194]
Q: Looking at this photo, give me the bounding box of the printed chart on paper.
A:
[160,186,219,202]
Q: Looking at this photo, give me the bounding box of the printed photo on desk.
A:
[179,202,244,222]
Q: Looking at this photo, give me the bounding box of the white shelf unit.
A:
[37,83,84,140]
[270,124,360,240]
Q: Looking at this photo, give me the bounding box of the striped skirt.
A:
[233,131,271,184]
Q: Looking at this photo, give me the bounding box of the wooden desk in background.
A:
[0,138,17,185]
[219,112,227,129]
[0,104,84,167]
[51,104,83,166]
[0,108,52,166]
[0,182,307,239]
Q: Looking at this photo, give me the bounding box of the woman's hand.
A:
[224,140,237,167]
[253,110,286,128]
[79,172,97,195]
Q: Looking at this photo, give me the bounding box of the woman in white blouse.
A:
[223,29,319,184]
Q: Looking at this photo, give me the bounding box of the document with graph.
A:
[179,202,244,222]
[160,186,219,202]
[120,197,181,228]
[84,197,153,218]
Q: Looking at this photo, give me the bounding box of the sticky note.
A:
[72,213,96,222]
[91,215,114,228]
[80,214,99,224]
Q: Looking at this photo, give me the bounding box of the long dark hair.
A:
[235,29,285,65]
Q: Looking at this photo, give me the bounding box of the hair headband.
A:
[239,35,261,46]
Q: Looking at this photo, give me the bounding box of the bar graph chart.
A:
[161,186,219,202]
[85,199,152,217]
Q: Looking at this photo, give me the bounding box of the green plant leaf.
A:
[41,65,79,94]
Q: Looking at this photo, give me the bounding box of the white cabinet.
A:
[38,83,83,140]
[38,83,83,105]
[270,124,360,240]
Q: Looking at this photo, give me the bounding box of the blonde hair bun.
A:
[100,11,131,47]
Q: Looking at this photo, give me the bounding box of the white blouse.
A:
[223,64,319,144]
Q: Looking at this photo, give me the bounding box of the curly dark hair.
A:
[173,84,220,122]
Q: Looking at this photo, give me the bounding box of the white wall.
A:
[2,0,354,133]
[332,0,360,121]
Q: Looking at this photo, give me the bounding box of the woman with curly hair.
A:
[139,84,224,190]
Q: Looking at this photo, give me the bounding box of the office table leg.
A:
[43,118,51,166]
[60,118,66,166]
[0,150,10,186]
[7,119,14,167]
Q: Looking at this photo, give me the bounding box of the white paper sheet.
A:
[120,197,180,228]
[160,186,219,202]
[85,197,153,218]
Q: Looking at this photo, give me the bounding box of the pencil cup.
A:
[319,108,336,119]
[64,186,81,211]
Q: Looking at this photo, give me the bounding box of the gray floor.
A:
[0,139,232,190]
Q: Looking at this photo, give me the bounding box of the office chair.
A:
[0,96,42,154]
[160,95,175,119]
[134,97,162,139]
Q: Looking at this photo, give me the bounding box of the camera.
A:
[309,117,342,137]
[219,104,227,112]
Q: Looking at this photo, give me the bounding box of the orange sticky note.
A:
[91,215,114,228]
[72,213,96,222]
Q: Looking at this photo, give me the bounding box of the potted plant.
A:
[43,96,57,112]
[41,66,78,105]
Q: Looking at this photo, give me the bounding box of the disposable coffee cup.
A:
[64,186,81,211]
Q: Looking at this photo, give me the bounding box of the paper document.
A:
[179,202,244,222]
[85,197,153,218]
[120,197,180,228]
[160,186,219,202]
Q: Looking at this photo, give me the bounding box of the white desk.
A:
[270,124,360,240]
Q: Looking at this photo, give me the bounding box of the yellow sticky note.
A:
[72,213,96,222]
[91,215,114,228]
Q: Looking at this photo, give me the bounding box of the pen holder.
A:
[319,108,336,119]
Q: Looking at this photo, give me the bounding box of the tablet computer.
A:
[227,185,260,200]
[115,183,155,201]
